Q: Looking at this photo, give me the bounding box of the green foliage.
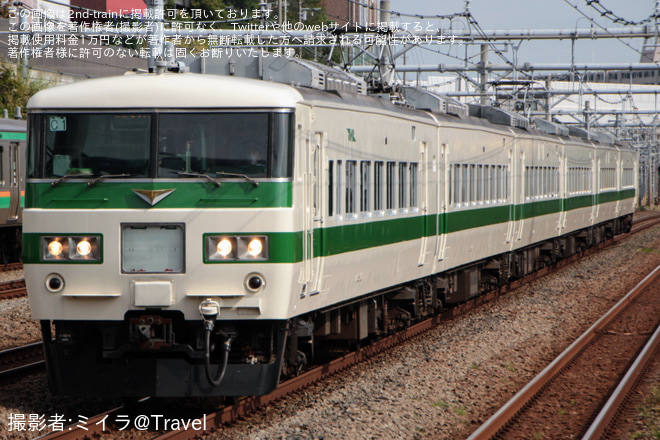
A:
[191,0,227,18]
[0,65,45,118]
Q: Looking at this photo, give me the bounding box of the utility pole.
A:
[479,44,488,105]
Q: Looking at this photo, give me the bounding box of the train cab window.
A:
[360,161,371,217]
[29,113,152,178]
[374,161,384,215]
[158,112,293,179]
[27,112,294,180]
[345,160,357,219]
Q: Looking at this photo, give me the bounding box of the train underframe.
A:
[40,214,632,398]
[0,226,21,264]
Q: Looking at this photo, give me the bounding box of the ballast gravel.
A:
[0,212,659,439]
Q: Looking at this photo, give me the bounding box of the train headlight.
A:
[70,237,101,260]
[246,238,263,257]
[76,240,92,256]
[217,238,233,257]
[41,235,102,262]
[205,235,268,262]
[47,240,64,257]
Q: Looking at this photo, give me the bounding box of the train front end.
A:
[24,73,302,397]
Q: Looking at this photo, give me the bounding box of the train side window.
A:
[360,160,371,218]
[476,165,483,203]
[328,160,334,217]
[386,161,396,214]
[374,161,384,215]
[469,164,476,204]
[461,164,469,205]
[0,146,3,185]
[345,160,357,219]
[409,162,418,211]
[398,162,408,213]
[452,164,460,207]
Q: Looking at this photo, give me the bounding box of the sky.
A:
[386,0,656,67]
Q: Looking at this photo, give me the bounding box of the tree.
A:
[0,64,45,117]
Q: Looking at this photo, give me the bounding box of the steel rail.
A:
[0,341,45,380]
[466,264,660,440]
[0,279,27,300]
[35,407,126,440]
[583,322,660,439]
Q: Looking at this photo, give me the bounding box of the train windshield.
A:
[28,112,293,179]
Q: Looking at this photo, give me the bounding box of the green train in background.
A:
[0,114,27,264]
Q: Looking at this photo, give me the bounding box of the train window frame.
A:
[335,160,343,221]
[386,161,397,216]
[374,161,384,217]
[345,160,357,220]
[398,161,408,214]
[409,162,418,212]
[360,160,372,219]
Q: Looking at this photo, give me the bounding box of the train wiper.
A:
[177,171,221,187]
[50,172,94,187]
[87,173,131,188]
[215,171,259,187]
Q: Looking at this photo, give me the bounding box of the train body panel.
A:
[0,118,27,263]
[23,71,638,397]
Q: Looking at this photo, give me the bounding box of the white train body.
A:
[25,69,637,397]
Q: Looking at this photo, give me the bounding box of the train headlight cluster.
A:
[206,235,269,261]
[41,236,102,262]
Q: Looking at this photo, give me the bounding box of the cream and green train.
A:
[24,58,637,397]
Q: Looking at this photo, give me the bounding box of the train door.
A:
[7,142,20,222]
[436,143,448,262]
[506,142,518,244]
[302,132,324,296]
[592,156,599,223]
[0,142,20,224]
[417,141,430,266]
[558,153,567,232]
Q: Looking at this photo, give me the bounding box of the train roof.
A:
[27,73,304,110]
[0,117,26,132]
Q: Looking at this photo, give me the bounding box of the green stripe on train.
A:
[25,181,293,209]
[23,190,636,264]
[0,131,26,140]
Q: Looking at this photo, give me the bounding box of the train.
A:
[0,115,27,264]
[24,55,637,397]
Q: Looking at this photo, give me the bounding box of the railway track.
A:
[0,278,27,300]
[0,262,23,273]
[468,264,660,439]
[0,341,45,382]
[584,321,660,439]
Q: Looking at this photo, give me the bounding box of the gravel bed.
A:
[0,216,658,439]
